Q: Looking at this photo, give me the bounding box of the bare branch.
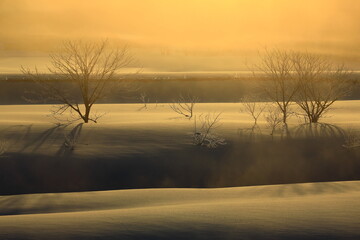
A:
[240,95,267,125]
[169,94,199,119]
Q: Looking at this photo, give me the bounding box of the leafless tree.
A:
[169,94,198,119]
[292,52,352,123]
[22,40,134,123]
[256,49,299,124]
[193,113,226,148]
[239,95,266,125]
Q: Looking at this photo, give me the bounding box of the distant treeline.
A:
[0,76,359,105]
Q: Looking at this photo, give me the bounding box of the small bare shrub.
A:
[193,113,226,148]
[170,94,198,119]
[62,123,83,151]
[240,95,266,125]
[0,140,9,156]
[265,107,283,136]
[343,128,360,149]
[138,92,149,111]
[64,135,77,151]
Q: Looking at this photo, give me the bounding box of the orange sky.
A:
[0,0,359,72]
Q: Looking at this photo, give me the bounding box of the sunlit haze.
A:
[1,0,360,72]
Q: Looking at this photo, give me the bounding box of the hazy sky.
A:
[0,0,359,72]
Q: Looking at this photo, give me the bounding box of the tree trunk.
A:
[310,116,319,123]
[83,105,91,123]
[282,109,287,124]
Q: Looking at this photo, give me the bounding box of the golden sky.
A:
[0,0,359,72]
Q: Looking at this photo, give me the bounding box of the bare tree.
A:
[256,49,299,124]
[292,52,352,123]
[193,113,226,148]
[22,40,134,123]
[239,95,266,125]
[169,94,198,119]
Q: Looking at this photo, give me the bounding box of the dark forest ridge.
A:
[1,71,359,81]
[0,76,359,105]
[0,72,257,81]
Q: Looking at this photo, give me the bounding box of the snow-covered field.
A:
[1,181,360,239]
[0,101,359,239]
[0,101,359,157]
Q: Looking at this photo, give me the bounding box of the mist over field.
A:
[1,0,360,73]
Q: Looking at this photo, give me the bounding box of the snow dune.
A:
[1,181,360,240]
